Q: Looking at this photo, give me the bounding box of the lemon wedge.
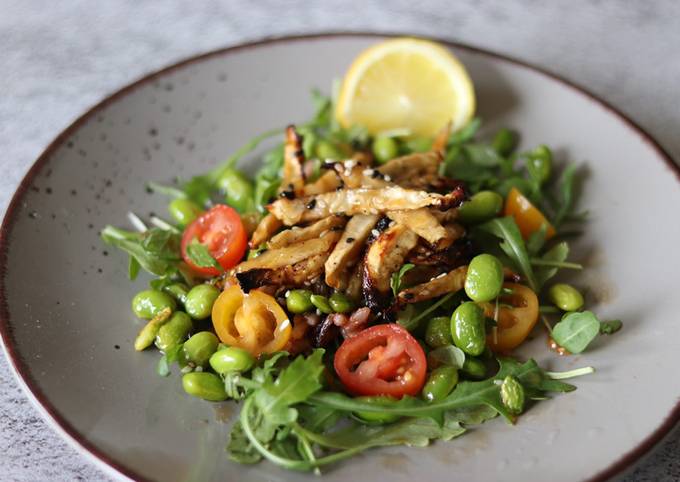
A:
[335,38,476,137]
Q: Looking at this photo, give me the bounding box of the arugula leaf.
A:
[534,241,569,289]
[526,223,549,256]
[253,349,325,428]
[309,358,577,423]
[477,217,537,290]
[128,255,141,280]
[228,421,263,464]
[463,144,504,167]
[101,226,181,277]
[297,414,466,451]
[554,163,578,226]
[600,319,623,335]
[552,311,600,353]
[185,241,223,272]
[390,263,415,297]
[157,344,184,377]
[448,117,481,145]
[427,345,466,369]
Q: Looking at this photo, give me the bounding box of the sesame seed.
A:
[371,229,379,237]
[436,272,447,279]
[285,290,291,298]
[363,168,374,176]
[384,175,392,182]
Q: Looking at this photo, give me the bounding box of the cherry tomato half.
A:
[181,204,248,276]
[504,187,556,240]
[334,324,427,398]
[479,282,539,352]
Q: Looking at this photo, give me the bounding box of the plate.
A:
[1,33,679,482]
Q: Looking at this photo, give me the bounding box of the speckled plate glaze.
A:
[1,34,679,482]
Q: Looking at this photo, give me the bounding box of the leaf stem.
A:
[530,259,582,269]
[545,366,595,380]
[399,292,455,331]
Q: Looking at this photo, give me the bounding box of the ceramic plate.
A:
[1,34,679,482]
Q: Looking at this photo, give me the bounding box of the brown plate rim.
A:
[1,31,678,482]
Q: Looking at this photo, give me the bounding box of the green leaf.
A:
[554,163,577,226]
[309,358,573,423]
[552,311,600,354]
[253,349,326,427]
[477,217,537,290]
[228,421,262,464]
[448,117,481,145]
[128,255,140,280]
[185,241,223,272]
[600,319,622,335]
[101,226,179,276]
[146,181,187,199]
[526,223,549,256]
[390,263,415,297]
[534,241,569,289]
[297,414,466,451]
[463,144,504,167]
[427,345,466,369]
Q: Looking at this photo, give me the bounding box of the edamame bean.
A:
[329,292,354,313]
[353,396,401,424]
[451,302,487,356]
[310,294,333,314]
[183,331,219,367]
[163,283,190,305]
[548,283,584,311]
[464,254,504,302]
[134,307,173,351]
[185,284,220,320]
[217,168,255,213]
[425,316,454,348]
[316,140,344,160]
[155,311,193,352]
[131,290,176,319]
[460,357,487,380]
[372,136,398,164]
[422,366,459,402]
[182,372,227,401]
[500,375,525,415]
[405,137,432,153]
[492,128,518,156]
[168,198,202,226]
[286,289,314,314]
[526,145,552,185]
[209,346,255,375]
[457,191,503,224]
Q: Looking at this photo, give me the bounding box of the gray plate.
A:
[1,34,679,482]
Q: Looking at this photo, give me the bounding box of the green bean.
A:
[329,292,354,313]
[310,294,333,314]
[526,145,552,185]
[209,346,255,375]
[134,307,172,351]
[182,372,228,401]
[286,289,314,314]
[422,366,459,402]
[457,191,503,224]
[460,357,487,379]
[131,289,176,319]
[353,396,401,424]
[464,254,504,302]
[183,331,219,367]
[163,283,190,305]
[184,284,220,320]
[168,198,203,226]
[217,168,255,213]
[500,375,525,415]
[155,311,193,352]
[316,140,344,160]
[372,136,398,164]
[548,283,584,311]
[425,316,454,348]
[451,302,487,356]
[492,128,518,156]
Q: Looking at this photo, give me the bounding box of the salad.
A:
[101,38,621,472]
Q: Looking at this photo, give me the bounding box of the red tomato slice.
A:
[181,204,247,276]
[334,324,427,398]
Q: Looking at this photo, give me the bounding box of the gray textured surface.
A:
[1,1,679,481]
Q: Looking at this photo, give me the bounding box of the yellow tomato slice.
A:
[504,187,556,240]
[212,285,291,356]
[479,283,539,352]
